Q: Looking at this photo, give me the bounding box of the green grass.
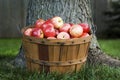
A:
[0,38,21,58]
[0,60,120,80]
[0,38,120,80]
[98,39,120,59]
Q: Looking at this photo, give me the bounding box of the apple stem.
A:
[63,35,65,38]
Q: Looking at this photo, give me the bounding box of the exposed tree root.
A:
[88,48,120,67]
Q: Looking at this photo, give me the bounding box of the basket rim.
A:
[22,26,92,45]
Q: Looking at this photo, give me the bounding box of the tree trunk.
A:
[13,0,120,68]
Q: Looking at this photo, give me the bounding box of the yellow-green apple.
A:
[34,19,45,28]
[57,32,70,39]
[59,23,71,32]
[79,23,90,33]
[69,24,83,38]
[24,28,33,36]
[31,28,44,38]
[51,16,64,29]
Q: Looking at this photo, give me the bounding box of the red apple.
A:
[80,33,90,38]
[24,28,33,36]
[43,19,51,24]
[69,24,83,38]
[34,19,45,28]
[79,23,90,33]
[51,16,64,29]
[59,23,71,32]
[57,32,70,39]
[41,20,54,30]
[43,25,56,37]
[47,37,56,39]
[55,29,60,35]
[69,23,74,26]
[31,28,44,38]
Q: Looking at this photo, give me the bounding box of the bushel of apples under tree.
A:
[24,16,90,39]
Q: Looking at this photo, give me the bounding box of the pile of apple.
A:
[24,16,90,39]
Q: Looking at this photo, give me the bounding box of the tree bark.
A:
[12,0,120,68]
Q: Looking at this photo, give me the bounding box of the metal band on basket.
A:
[26,57,87,66]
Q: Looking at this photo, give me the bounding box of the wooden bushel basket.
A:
[22,26,92,73]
